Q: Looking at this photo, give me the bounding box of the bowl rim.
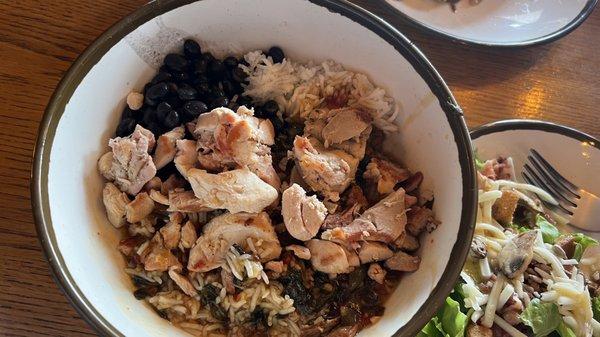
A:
[471,119,600,147]
[30,0,477,336]
[381,0,598,48]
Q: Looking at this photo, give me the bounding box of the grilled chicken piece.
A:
[352,188,407,243]
[265,261,284,273]
[293,136,358,201]
[180,221,197,249]
[384,251,420,272]
[358,242,393,264]
[167,190,211,213]
[160,220,181,250]
[168,267,197,297]
[393,232,420,252]
[125,192,154,223]
[102,183,130,228]
[367,263,387,284]
[143,177,162,192]
[153,126,184,170]
[321,204,361,230]
[304,107,372,159]
[305,239,353,274]
[321,219,377,250]
[194,107,280,188]
[161,174,187,195]
[363,157,410,195]
[149,189,169,205]
[187,167,278,214]
[174,139,198,178]
[142,234,181,272]
[117,236,145,257]
[99,125,157,195]
[188,212,281,272]
[285,244,311,260]
[282,184,327,241]
[492,189,520,226]
[406,206,435,236]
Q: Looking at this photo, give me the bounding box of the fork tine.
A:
[527,156,580,204]
[522,170,574,216]
[522,163,577,207]
[530,149,580,195]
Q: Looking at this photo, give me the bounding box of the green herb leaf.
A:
[520,299,561,337]
[418,295,469,337]
[556,322,577,337]
[571,233,598,261]
[535,214,560,244]
[592,297,600,321]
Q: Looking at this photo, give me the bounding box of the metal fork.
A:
[522,149,600,232]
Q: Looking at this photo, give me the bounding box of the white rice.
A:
[241,51,399,132]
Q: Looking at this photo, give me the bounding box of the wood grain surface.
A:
[0,1,598,336]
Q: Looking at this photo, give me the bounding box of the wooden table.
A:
[0,1,598,336]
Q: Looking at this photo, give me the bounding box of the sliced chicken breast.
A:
[305,239,353,274]
[167,190,211,213]
[281,183,327,241]
[102,182,130,228]
[363,157,410,195]
[194,107,280,188]
[293,136,358,201]
[174,139,198,178]
[355,187,407,243]
[153,126,184,170]
[125,192,154,223]
[99,125,157,195]
[187,212,281,272]
[358,242,393,264]
[187,167,278,214]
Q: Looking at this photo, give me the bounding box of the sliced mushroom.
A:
[168,267,197,297]
[125,192,154,223]
[285,244,311,260]
[358,242,393,264]
[367,263,387,284]
[498,230,537,279]
[306,239,352,274]
[470,236,488,259]
[393,232,420,252]
[282,183,327,241]
[384,251,421,272]
[102,182,130,228]
[406,206,435,236]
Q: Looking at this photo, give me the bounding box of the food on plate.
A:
[99,39,439,336]
[419,155,600,337]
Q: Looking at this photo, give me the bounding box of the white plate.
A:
[31,0,476,336]
[384,0,597,47]
[471,119,600,239]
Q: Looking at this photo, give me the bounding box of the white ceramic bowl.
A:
[384,0,597,47]
[32,1,476,336]
[471,119,600,238]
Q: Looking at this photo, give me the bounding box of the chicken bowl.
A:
[32,1,476,336]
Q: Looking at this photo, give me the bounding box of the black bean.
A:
[268,46,285,63]
[183,39,202,59]
[116,118,136,137]
[211,96,229,109]
[177,83,198,100]
[195,82,211,97]
[133,286,158,300]
[142,106,157,124]
[208,60,225,78]
[201,52,215,63]
[221,80,236,96]
[262,100,278,117]
[232,67,248,83]
[172,71,190,83]
[144,95,157,107]
[209,86,226,101]
[223,56,238,68]
[183,100,208,119]
[146,82,169,100]
[164,53,189,72]
[194,58,208,75]
[166,82,178,95]
[156,102,173,122]
[151,71,172,84]
[165,96,182,109]
[163,110,180,129]
[121,107,134,120]
[146,122,162,136]
[270,117,285,133]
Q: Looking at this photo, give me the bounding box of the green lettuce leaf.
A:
[592,297,600,321]
[418,295,469,337]
[520,299,561,337]
[556,322,576,337]
[535,214,560,244]
[571,233,598,261]
[475,157,485,171]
